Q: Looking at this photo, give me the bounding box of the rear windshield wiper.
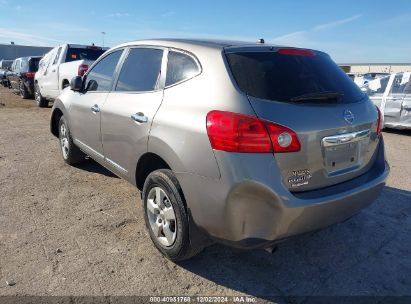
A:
[290,92,344,102]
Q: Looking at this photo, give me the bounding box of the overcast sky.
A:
[0,0,410,63]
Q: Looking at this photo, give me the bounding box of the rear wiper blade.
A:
[290,92,344,102]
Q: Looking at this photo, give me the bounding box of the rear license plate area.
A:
[323,139,368,176]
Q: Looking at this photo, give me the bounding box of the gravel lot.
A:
[0,86,410,302]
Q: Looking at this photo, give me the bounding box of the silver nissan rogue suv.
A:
[50,39,389,261]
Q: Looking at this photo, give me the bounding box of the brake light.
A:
[78,64,89,77]
[277,48,315,57]
[24,72,36,78]
[376,106,383,135]
[206,110,301,153]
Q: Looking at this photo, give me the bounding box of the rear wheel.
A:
[58,116,84,165]
[19,81,30,99]
[142,169,203,261]
[34,84,48,107]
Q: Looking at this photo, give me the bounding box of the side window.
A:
[43,50,57,75]
[166,51,200,87]
[368,76,390,95]
[404,81,411,95]
[15,60,21,72]
[52,47,62,65]
[115,48,163,92]
[390,74,405,94]
[85,50,122,92]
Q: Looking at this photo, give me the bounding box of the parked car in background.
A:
[34,44,108,107]
[0,59,13,87]
[363,73,390,84]
[350,72,390,87]
[7,56,42,99]
[363,72,411,130]
[50,39,388,261]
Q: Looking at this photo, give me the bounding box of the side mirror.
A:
[70,76,83,92]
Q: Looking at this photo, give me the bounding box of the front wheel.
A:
[142,169,204,261]
[34,84,48,107]
[58,116,84,165]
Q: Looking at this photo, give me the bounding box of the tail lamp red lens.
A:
[376,106,382,135]
[24,72,36,78]
[78,64,89,77]
[206,110,301,153]
[277,48,315,57]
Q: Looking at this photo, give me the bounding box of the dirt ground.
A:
[0,86,410,302]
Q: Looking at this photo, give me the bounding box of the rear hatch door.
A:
[225,47,380,192]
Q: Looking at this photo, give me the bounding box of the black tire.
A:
[58,116,84,165]
[34,83,48,107]
[19,81,30,99]
[142,169,203,261]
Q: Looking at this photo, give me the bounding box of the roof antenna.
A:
[257,38,265,44]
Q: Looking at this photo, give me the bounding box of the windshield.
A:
[226,50,365,104]
[65,47,106,62]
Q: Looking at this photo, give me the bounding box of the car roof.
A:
[112,38,326,57]
[115,38,282,51]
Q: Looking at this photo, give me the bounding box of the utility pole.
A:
[101,32,106,47]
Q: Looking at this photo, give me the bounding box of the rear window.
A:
[65,47,106,62]
[29,58,40,71]
[226,50,365,104]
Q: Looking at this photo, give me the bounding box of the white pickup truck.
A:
[34,44,107,107]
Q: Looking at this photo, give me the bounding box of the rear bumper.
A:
[177,138,389,249]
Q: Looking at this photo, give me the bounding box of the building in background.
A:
[340,63,411,75]
[0,43,52,61]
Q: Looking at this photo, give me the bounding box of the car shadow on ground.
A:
[383,128,411,136]
[179,186,411,301]
[75,158,119,178]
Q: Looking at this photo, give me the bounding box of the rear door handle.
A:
[91,104,100,113]
[131,112,148,123]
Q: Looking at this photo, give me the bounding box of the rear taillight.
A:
[78,64,88,77]
[376,106,382,135]
[206,110,301,153]
[277,48,315,57]
[264,121,302,153]
[24,72,35,78]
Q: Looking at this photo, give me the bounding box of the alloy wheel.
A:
[60,123,69,159]
[146,187,177,247]
[35,86,40,103]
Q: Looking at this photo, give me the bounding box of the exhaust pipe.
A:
[264,246,278,254]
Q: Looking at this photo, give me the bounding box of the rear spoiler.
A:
[67,44,109,51]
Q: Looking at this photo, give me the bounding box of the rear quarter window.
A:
[166,51,200,87]
[226,50,365,104]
